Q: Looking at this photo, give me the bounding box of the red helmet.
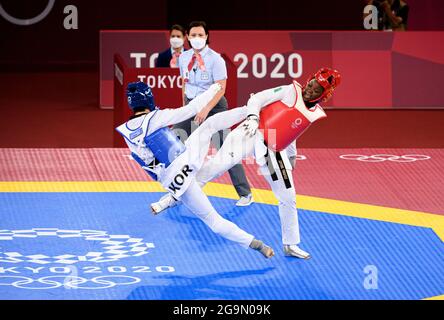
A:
[304,67,341,103]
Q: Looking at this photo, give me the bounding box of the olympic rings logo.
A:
[0,228,154,264]
[0,275,140,290]
[0,0,55,26]
[339,154,431,163]
[291,118,303,129]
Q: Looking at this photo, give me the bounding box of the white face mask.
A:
[189,37,207,50]
[170,37,184,49]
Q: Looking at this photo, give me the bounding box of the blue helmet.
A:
[126,82,157,111]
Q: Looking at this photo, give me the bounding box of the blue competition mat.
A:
[1,192,444,300]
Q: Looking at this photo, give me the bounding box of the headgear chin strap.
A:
[304,68,342,103]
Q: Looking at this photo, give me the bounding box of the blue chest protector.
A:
[145,127,186,166]
[131,127,186,181]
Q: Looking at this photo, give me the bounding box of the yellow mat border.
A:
[1,181,443,240]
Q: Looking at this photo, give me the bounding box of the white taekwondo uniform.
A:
[196,80,326,246]
[116,83,256,249]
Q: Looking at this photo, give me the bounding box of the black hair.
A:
[170,24,185,36]
[187,21,210,46]
[392,0,401,9]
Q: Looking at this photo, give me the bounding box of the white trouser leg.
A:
[180,179,254,248]
[154,107,249,208]
[259,163,300,245]
[196,123,255,186]
[184,106,249,167]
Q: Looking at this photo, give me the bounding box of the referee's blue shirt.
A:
[178,46,227,100]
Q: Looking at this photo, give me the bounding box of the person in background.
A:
[171,20,253,206]
[364,0,403,30]
[156,24,186,68]
[391,0,409,31]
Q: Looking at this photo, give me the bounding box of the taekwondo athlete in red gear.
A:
[151,67,341,259]
[115,81,274,258]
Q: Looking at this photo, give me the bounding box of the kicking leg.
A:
[151,107,250,214]
[184,106,249,166]
[196,123,255,186]
[180,179,274,258]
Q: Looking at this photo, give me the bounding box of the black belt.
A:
[264,145,292,190]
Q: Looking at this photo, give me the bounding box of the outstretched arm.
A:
[246,84,292,118]
[242,84,292,136]
[152,83,222,130]
[194,79,226,125]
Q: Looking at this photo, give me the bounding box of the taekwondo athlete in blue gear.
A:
[125,82,186,180]
[115,81,274,259]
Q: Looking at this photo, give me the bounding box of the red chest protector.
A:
[258,81,327,152]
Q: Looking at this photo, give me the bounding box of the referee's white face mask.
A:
[189,37,207,50]
[170,37,184,49]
